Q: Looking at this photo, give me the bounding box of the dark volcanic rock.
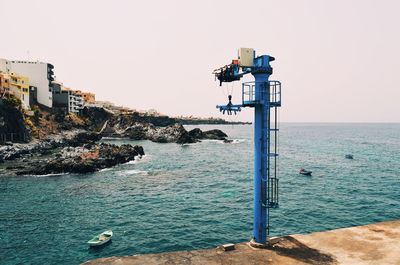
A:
[187,128,228,141]
[203,129,228,140]
[148,124,189,143]
[68,132,102,147]
[123,125,147,140]
[98,110,230,144]
[101,119,229,144]
[15,143,145,175]
[0,100,31,143]
[80,107,112,131]
[188,128,203,139]
[176,131,198,144]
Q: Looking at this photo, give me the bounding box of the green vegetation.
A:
[3,95,21,107]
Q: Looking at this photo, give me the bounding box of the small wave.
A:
[201,139,223,143]
[125,169,148,175]
[230,139,246,144]
[125,154,151,164]
[214,139,246,144]
[115,169,149,177]
[31,172,69,177]
[99,167,114,172]
[100,137,128,140]
[180,142,199,146]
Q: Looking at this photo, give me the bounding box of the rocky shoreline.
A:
[0,112,231,176]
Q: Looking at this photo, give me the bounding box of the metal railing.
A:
[0,132,29,144]
[242,81,281,106]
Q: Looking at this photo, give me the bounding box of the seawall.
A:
[83,220,400,265]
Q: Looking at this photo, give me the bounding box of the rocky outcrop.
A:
[68,132,102,147]
[80,107,113,131]
[0,131,101,162]
[0,99,31,143]
[15,143,145,175]
[95,109,230,144]
[0,128,146,176]
[101,121,229,144]
[187,128,228,140]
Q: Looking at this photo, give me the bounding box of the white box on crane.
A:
[238,48,254,67]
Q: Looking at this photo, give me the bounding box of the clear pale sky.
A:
[1,0,399,122]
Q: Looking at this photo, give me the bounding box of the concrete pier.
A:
[83,220,400,265]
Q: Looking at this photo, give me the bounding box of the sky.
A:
[1,0,399,122]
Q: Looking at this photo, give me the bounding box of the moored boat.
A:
[299,168,312,176]
[87,230,113,247]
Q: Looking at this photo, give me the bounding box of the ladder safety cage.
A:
[268,104,279,209]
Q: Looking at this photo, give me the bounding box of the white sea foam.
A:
[201,139,223,143]
[125,169,148,175]
[99,167,114,172]
[101,136,129,140]
[231,139,246,144]
[32,172,69,177]
[213,138,246,144]
[125,154,151,164]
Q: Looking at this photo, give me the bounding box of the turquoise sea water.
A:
[1,123,399,264]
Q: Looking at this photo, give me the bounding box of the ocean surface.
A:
[1,123,399,264]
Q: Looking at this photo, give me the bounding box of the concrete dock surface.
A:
[84,220,400,265]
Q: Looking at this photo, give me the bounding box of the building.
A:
[9,73,30,109]
[74,90,95,104]
[0,71,30,109]
[0,59,55,107]
[29,86,37,106]
[52,82,84,113]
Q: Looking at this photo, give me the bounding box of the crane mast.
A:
[213,48,281,246]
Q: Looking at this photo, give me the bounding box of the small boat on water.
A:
[299,168,312,176]
[345,154,354,159]
[87,230,113,247]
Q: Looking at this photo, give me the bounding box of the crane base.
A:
[249,237,281,249]
[249,239,268,249]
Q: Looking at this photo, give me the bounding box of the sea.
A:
[1,123,399,264]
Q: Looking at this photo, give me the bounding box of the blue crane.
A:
[213,48,281,246]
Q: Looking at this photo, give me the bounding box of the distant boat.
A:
[299,168,312,176]
[87,230,113,247]
[345,154,354,159]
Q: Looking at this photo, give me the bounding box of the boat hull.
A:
[88,230,113,247]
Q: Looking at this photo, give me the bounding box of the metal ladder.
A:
[260,81,280,237]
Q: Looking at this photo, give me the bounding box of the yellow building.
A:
[9,72,30,109]
[74,90,95,104]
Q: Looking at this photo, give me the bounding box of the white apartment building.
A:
[0,59,55,107]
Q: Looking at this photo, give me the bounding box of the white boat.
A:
[87,230,113,247]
